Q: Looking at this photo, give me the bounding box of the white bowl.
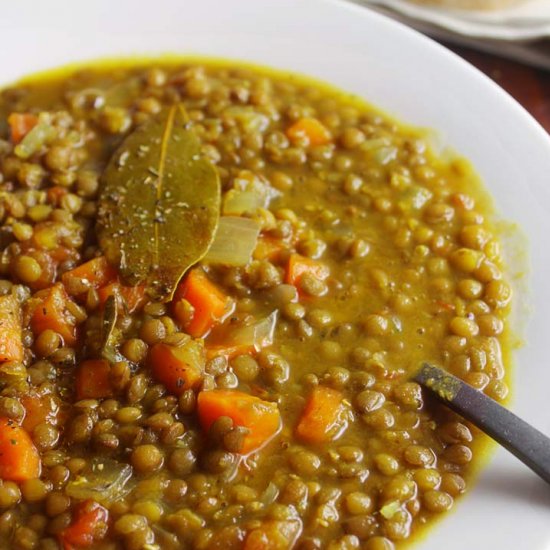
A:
[3,1,550,548]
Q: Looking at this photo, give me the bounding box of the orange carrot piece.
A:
[97,281,147,314]
[197,390,281,454]
[285,253,329,286]
[20,392,60,432]
[295,386,349,444]
[286,117,332,146]
[46,186,69,207]
[0,417,41,481]
[7,113,38,144]
[62,256,117,294]
[253,236,287,262]
[58,499,109,550]
[244,520,302,550]
[0,294,23,363]
[75,360,113,401]
[30,283,78,346]
[149,341,205,396]
[173,269,230,338]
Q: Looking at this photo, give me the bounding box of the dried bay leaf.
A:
[97,105,220,300]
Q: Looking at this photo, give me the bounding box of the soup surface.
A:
[0,61,512,550]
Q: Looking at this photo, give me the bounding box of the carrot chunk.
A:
[20,391,60,433]
[197,389,281,454]
[244,520,302,550]
[286,117,332,146]
[0,417,41,481]
[62,256,146,313]
[0,294,24,363]
[295,386,349,444]
[62,256,117,295]
[253,236,287,262]
[285,253,329,286]
[75,360,113,401]
[8,113,38,144]
[58,499,109,550]
[149,340,205,396]
[97,281,147,314]
[173,269,231,338]
[46,186,69,207]
[29,283,79,346]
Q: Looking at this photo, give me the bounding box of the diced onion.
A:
[380,500,401,519]
[223,172,279,216]
[15,118,56,159]
[66,457,132,504]
[204,216,260,266]
[223,310,278,351]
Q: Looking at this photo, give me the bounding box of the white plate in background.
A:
[1,1,550,548]
[359,0,550,39]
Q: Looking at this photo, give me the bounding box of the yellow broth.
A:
[0,59,513,549]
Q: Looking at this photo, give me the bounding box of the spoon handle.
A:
[415,363,550,485]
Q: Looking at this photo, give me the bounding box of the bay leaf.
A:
[96,104,220,300]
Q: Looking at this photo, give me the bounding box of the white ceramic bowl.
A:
[3,1,550,548]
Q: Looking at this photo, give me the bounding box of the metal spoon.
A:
[414,363,550,485]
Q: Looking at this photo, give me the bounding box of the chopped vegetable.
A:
[58,499,109,550]
[205,344,255,361]
[244,520,302,550]
[21,392,60,432]
[380,500,402,520]
[62,256,117,295]
[62,256,146,313]
[295,386,350,444]
[398,185,433,211]
[223,106,270,133]
[172,268,232,337]
[46,186,69,206]
[75,359,113,400]
[97,281,147,313]
[7,113,38,144]
[222,311,277,350]
[0,293,23,363]
[206,311,277,360]
[253,236,287,262]
[286,117,332,146]
[285,254,329,286]
[203,216,261,266]
[223,173,278,216]
[197,390,281,455]
[29,283,79,345]
[373,145,398,165]
[149,339,205,395]
[0,417,41,481]
[66,458,132,505]
[14,117,57,159]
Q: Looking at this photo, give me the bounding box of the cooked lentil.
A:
[0,59,513,549]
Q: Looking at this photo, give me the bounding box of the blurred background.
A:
[353,0,550,132]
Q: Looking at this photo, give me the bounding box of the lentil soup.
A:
[0,60,512,550]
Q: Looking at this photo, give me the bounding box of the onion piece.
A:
[66,457,132,505]
[204,216,260,266]
[223,310,278,351]
[223,173,279,216]
[14,114,56,159]
[380,500,401,519]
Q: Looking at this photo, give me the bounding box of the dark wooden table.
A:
[447,44,550,133]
